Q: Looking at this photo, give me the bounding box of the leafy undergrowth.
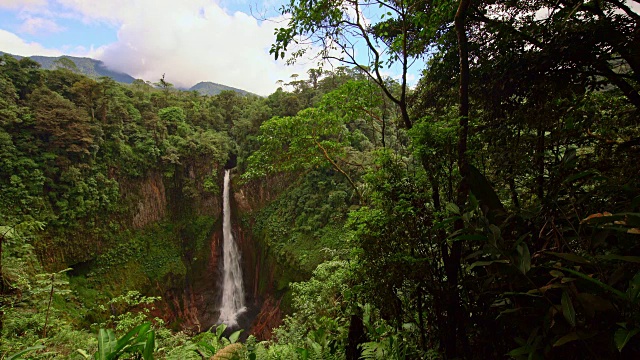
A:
[252,170,353,276]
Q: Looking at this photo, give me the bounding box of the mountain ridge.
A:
[0,51,253,96]
[188,81,254,96]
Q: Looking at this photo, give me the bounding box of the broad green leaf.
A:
[196,341,217,355]
[563,169,597,183]
[468,164,505,216]
[561,290,576,327]
[560,267,628,301]
[296,347,309,360]
[547,251,590,264]
[627,272,640,303]
[446,202,460,215]
[215,324,227,340]
[469,259,509,270]
[517,244,531,274]
[577,293,615,316]
[452,234,487,242]
[96,328,117,360]
[553,332,579,347]
[489,224,501,239]
[7,345,44,360]
[130,323,151,344]
[142,331,155,360]
[229,329,243,344]
[615,327,640,352]
[496,308,521,319]
[115,323,149,354]
[597,255,640,263]
[507,345,532,356]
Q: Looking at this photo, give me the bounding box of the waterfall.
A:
[217,169,246,327]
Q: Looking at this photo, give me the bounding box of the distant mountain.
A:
[1,51,253,96]
[189,81,253,96]
[1,51,136,84]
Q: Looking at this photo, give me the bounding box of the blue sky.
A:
[0,0,421,95]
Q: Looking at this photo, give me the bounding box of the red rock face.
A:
[127,171,167,229]
[152,227,223,333]
[249,296,283,340]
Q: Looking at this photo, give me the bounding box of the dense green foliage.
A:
[0,54,246,357]
[258,0,640,359]
[2,0,640,358]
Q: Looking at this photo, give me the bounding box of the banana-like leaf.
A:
[7,345,44,360]
[96,328,117,360]
[114,323,150,355]
[94,323,154,360]
[143,330,155,360]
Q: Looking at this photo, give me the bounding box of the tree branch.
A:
[313,138,363,203]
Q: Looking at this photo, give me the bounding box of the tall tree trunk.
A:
[0,235,4,293]
[346,315,367,360]
[536,127,545,201]
[444,0,472,358]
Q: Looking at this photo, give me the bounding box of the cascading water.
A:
[217,169,246,327]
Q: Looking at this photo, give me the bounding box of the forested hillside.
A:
[0,52,137,84]
[1,0,640,359]
[189,82,253,97]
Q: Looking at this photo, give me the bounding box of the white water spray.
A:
[217,169,246,327]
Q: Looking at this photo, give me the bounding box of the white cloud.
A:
[0,29,62,56]
[0,0,48,10]
[18,16,64,34]
[0,0,322,95]
[51,0,314,95]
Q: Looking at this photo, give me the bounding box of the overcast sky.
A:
[0,0,324,96]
